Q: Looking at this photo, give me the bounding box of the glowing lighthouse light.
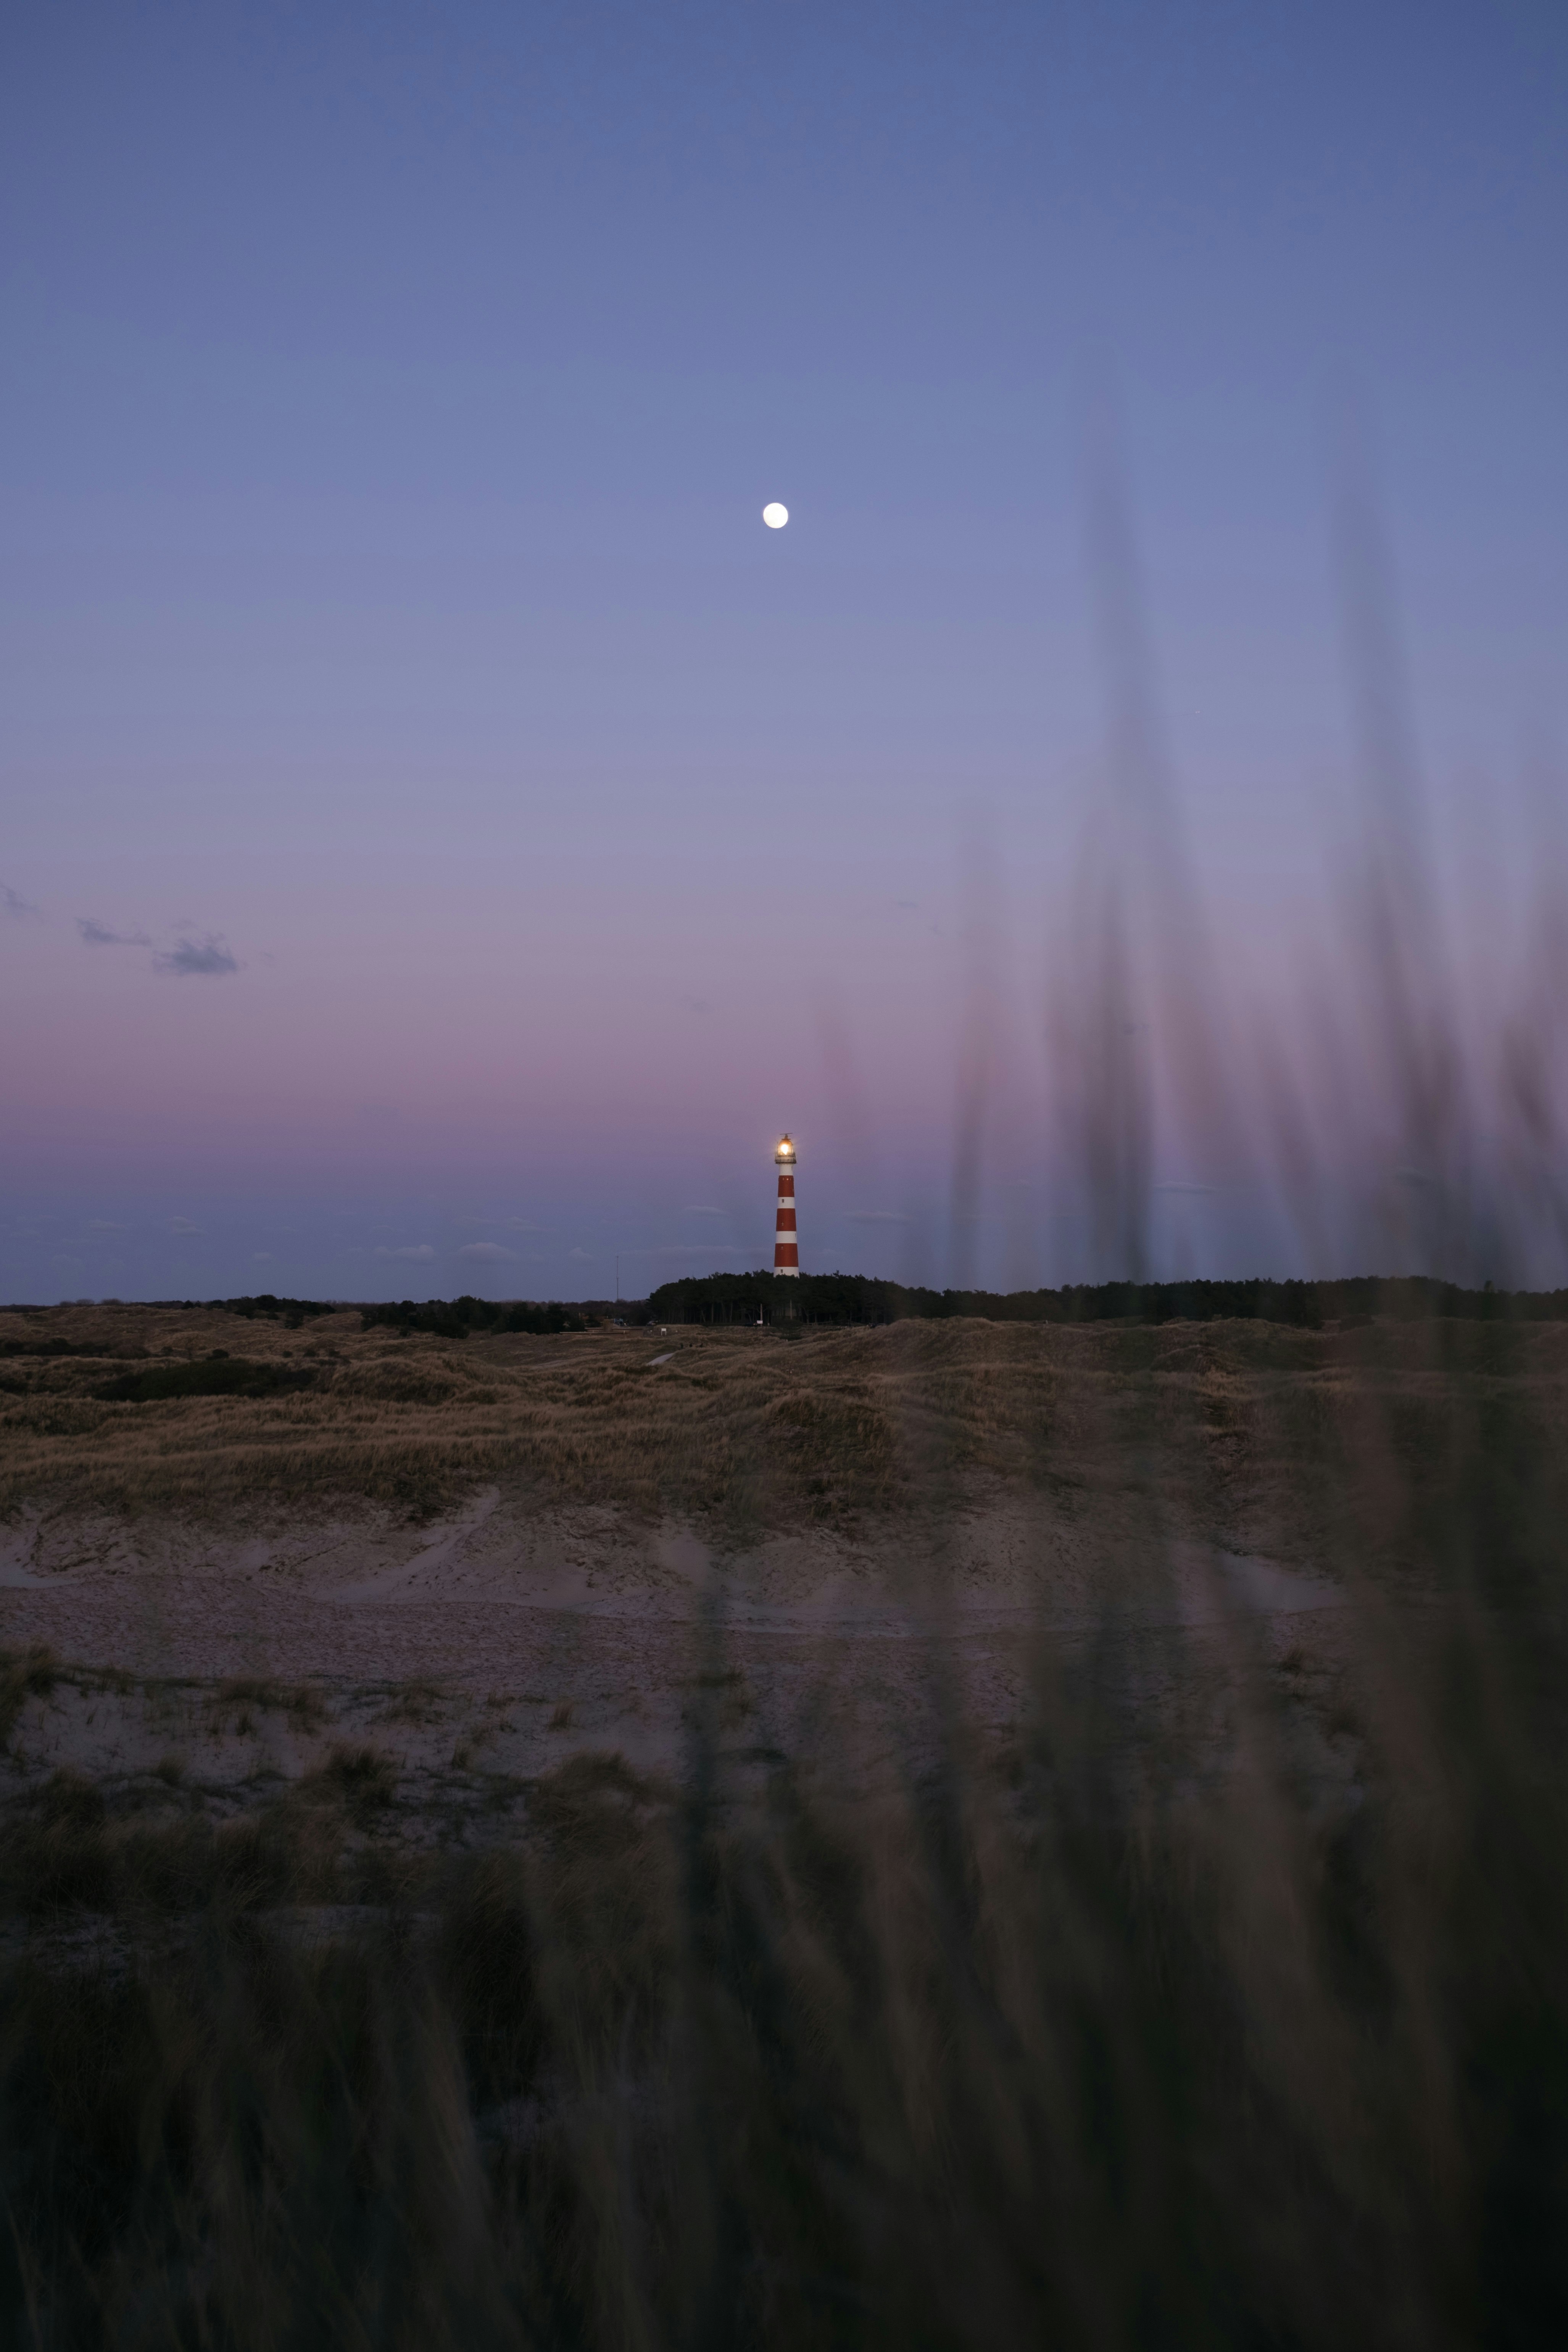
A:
[773,1134,800,1277]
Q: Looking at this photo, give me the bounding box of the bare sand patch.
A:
[0,1477,1360,1838]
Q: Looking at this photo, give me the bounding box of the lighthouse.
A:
[773,1135,800,1277]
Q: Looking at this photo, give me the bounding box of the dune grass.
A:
[3,1302,1566,1551]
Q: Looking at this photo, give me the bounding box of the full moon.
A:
[762,502,789,529]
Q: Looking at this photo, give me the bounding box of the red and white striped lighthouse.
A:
[773,1135,799,1277]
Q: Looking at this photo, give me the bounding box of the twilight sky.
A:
[3,0,1565,1301]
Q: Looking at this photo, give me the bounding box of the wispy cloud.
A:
[377,1243,436,1261]
[4,883,40,919]
[78,918,150,948]
[155,935,239,977]
[653,1243,742,1257]
[844,1209,912,1225]
[88,1220,127,1233]
[567,1247,594,1263]
[169,1217,203,1236]
[459,1241,515,1262]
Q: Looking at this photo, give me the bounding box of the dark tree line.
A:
[38,1279,1565,1336]
[358,1297,590,1338]
[645,1270,1568,1328]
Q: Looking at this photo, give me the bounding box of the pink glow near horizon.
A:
[5,757,1565,1303]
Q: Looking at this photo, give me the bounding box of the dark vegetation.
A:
[0,1338,142,1361]
[89,1296,342,1329]
[93,1357,317,1404]
[211,1294,337,1327]
[360,1296,591,1338]
[647,1267,1568,1327]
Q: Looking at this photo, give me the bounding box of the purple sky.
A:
[3,2,1565,1301]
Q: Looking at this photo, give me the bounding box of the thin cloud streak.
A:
[155,937,239,977]
[78,919,151,948]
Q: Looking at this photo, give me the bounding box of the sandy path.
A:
[0,1486,1345,1679]
[0,1490,1360,1801]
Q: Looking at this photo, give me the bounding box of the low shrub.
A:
[94,1358,317,1403]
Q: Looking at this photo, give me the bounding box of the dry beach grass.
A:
[5,1298,1566,1555]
